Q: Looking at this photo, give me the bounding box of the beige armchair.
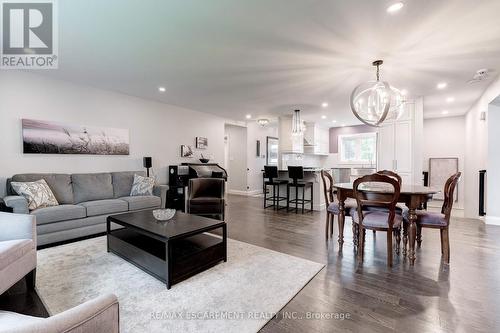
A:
[0,212,37,295]
[0,294,119,333]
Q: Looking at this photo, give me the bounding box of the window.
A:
[338,132,377,164]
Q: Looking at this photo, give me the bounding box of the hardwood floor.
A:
[224,195,500,333]
[2,194,499,332]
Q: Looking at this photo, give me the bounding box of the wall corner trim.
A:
[485,215,500,225]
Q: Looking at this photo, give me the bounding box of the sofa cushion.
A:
[0,239,33,269]
[78,199,128,217]
[31,205,87,225]
[112,171,145,198]
[130,174,155,196]
[10,174,73,204]
[120,196,161,211]
[11,179,59,211]
[72,173,114,204]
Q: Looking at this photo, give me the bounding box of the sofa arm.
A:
[48,294,119,333]
[153,184,168,208]
[0,212,36,247]
[2,196,29,214]
[3,294,120,333]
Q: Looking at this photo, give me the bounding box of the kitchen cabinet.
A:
[304,123,329,155]
[377,102,415,183]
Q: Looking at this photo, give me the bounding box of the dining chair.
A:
[320,170,356,241]
[366,170,404,240]
[403,172,461,263]
[350,173,402,267]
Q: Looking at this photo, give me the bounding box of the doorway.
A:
[224,124,248,194]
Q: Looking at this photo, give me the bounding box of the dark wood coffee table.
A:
[106,210,227,289]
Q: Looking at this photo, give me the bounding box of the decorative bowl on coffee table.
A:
[152,209,176,221]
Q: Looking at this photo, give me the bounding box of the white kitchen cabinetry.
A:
[377,102,415,183]
[304,123,329,155]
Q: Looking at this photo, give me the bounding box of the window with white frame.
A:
[338,132,377,164]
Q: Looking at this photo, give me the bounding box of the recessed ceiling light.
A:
[332,120,337,123]
[245,114,252,119]
[401,89,408,96]
[437,82,447,89]
[158,86,166,93]
[387,2,404,13]
[321,115,327,119]
[321,102,329,108]
[446,97,455,103]
[442,110,449,115]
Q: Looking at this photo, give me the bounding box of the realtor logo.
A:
[1,0,58,69]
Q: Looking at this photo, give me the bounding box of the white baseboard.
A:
[485,215,500,225]
[227,189,262,196]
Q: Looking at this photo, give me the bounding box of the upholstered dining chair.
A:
[403,172,461,263]
[364,170,404,240]
[320,170,356,242]
[350,173,402,267]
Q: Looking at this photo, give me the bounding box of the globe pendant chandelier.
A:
[350,60,406,127]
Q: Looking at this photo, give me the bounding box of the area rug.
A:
[36,236,324,333]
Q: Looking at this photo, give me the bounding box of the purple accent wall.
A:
[329,125,377,153]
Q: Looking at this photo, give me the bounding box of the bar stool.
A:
[287,166,313,213]
[263,166,288,210]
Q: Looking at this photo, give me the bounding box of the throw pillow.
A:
[11,179,59,210]
[130,174,155,196]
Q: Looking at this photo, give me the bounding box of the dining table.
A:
[332,182,440,265]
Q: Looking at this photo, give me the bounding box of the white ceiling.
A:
[39,0,500,126]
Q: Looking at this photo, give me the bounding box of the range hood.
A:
[303,137,316,147]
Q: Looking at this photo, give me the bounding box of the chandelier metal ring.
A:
[350,60,405,127]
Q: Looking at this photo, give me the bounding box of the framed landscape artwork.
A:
[22,119,129,155]
[429,157,459,201]
[181,145,194,158]
[196,137,208,149]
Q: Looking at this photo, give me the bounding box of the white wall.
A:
[487,104,500,223]
[464,76,500,219]
[246,122,278,193]
[422,116,465,209]
[0,72,226,196]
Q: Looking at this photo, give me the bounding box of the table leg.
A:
[223,224,228,262]
[408,207,417,265]
[338,199,345,247]
[106,218,110,253]
[166,240,172,289]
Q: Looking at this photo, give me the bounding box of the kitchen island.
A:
[263,168,329,211]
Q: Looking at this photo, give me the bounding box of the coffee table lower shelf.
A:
[107,227,226,289]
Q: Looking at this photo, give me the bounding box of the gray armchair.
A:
[0,294,119,333]
[0,212,37,295]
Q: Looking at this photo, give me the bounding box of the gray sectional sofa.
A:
[2,171,168,247]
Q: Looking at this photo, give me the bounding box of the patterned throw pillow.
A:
[11,179,59,210]
[130,174,155,196]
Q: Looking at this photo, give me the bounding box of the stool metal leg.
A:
[286,184,290,212]
[302,186,305,214]
[295,186,299,213]
[310,184,313,212]
[276,184,280,210]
